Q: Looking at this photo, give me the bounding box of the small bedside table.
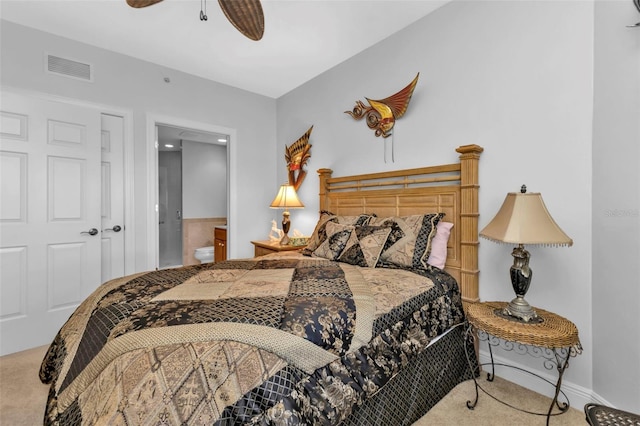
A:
[250,240,304,257]
[465,301,582,426]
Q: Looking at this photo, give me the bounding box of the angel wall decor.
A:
[285,125,313,190]
[345,73,419,139]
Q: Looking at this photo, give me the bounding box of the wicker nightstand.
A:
[465,301,583,426]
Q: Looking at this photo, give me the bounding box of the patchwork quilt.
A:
[39,254,466,425]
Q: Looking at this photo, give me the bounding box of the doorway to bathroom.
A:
[157,124,228,268]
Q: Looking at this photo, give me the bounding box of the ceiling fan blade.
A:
[218,0,264,41]
[126,0,163,8]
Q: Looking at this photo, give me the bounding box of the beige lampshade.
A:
[480,191,572,247]
[269,184,304,209]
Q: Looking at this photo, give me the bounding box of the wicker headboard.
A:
[317,144,483,302]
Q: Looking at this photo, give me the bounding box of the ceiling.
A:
[0,0,448,98]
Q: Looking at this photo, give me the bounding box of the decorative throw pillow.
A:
[312,222,354,260]
[371,213,445,270]
[301,211,336,256]
[302,212,375,256]
[426,221,453,269]
[338,225,393,268]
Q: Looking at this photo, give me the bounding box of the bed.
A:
[39,144,483,425]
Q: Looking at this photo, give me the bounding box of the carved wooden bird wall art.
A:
[345,73,419,138]
[285,126,313,191]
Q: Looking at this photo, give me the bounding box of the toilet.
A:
[194,246,215,263]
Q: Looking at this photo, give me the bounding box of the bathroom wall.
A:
[183,218,226,265]
[182,140,227,265]
[182,140,227,218]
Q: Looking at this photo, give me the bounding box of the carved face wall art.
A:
[285,125,313,190]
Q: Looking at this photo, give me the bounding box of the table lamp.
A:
[480,185,573,323]
[270,183,304,245]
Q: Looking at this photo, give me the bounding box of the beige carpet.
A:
[1,345,586,425]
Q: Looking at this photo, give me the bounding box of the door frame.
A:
[0,86,136,276]
[145,114,236,270]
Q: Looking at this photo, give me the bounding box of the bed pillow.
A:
[301,212,375,256]
[371,213,445,270]
[301,211,335,256]
[338,225,393,268]
[312,222,353,260]
[426,221,453,269]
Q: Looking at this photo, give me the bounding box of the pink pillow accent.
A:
[427,222,453,269]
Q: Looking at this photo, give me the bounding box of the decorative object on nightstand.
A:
[251,240,304,257]
[269,219,284,242]
[288,234,309,247]
[269,183,304,245]
[480,185,573,323]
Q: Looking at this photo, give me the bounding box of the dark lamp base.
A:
[280,210,291,245]
[501,244,543,323]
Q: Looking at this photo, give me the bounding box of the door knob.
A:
[81,228,99,236]
[105,225,122,232]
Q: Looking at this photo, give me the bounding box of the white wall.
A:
[0,20,278,264]
[592,1,640,412]
[182,141,227,219]
[278,0,597,403]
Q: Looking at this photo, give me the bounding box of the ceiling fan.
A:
[630,0,640,27]
[126,0,264,41]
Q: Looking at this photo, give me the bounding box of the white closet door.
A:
[100,113,125,283]
[0,91,101,355]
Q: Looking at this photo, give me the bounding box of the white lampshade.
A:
[480,190,572,247]
[270,184,303,246]
[270,184,304,209]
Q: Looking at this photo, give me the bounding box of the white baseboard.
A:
[477,349,607,413]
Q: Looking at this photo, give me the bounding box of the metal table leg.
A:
[464,325,575,425]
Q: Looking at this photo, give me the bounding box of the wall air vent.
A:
[46,54,93,82]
